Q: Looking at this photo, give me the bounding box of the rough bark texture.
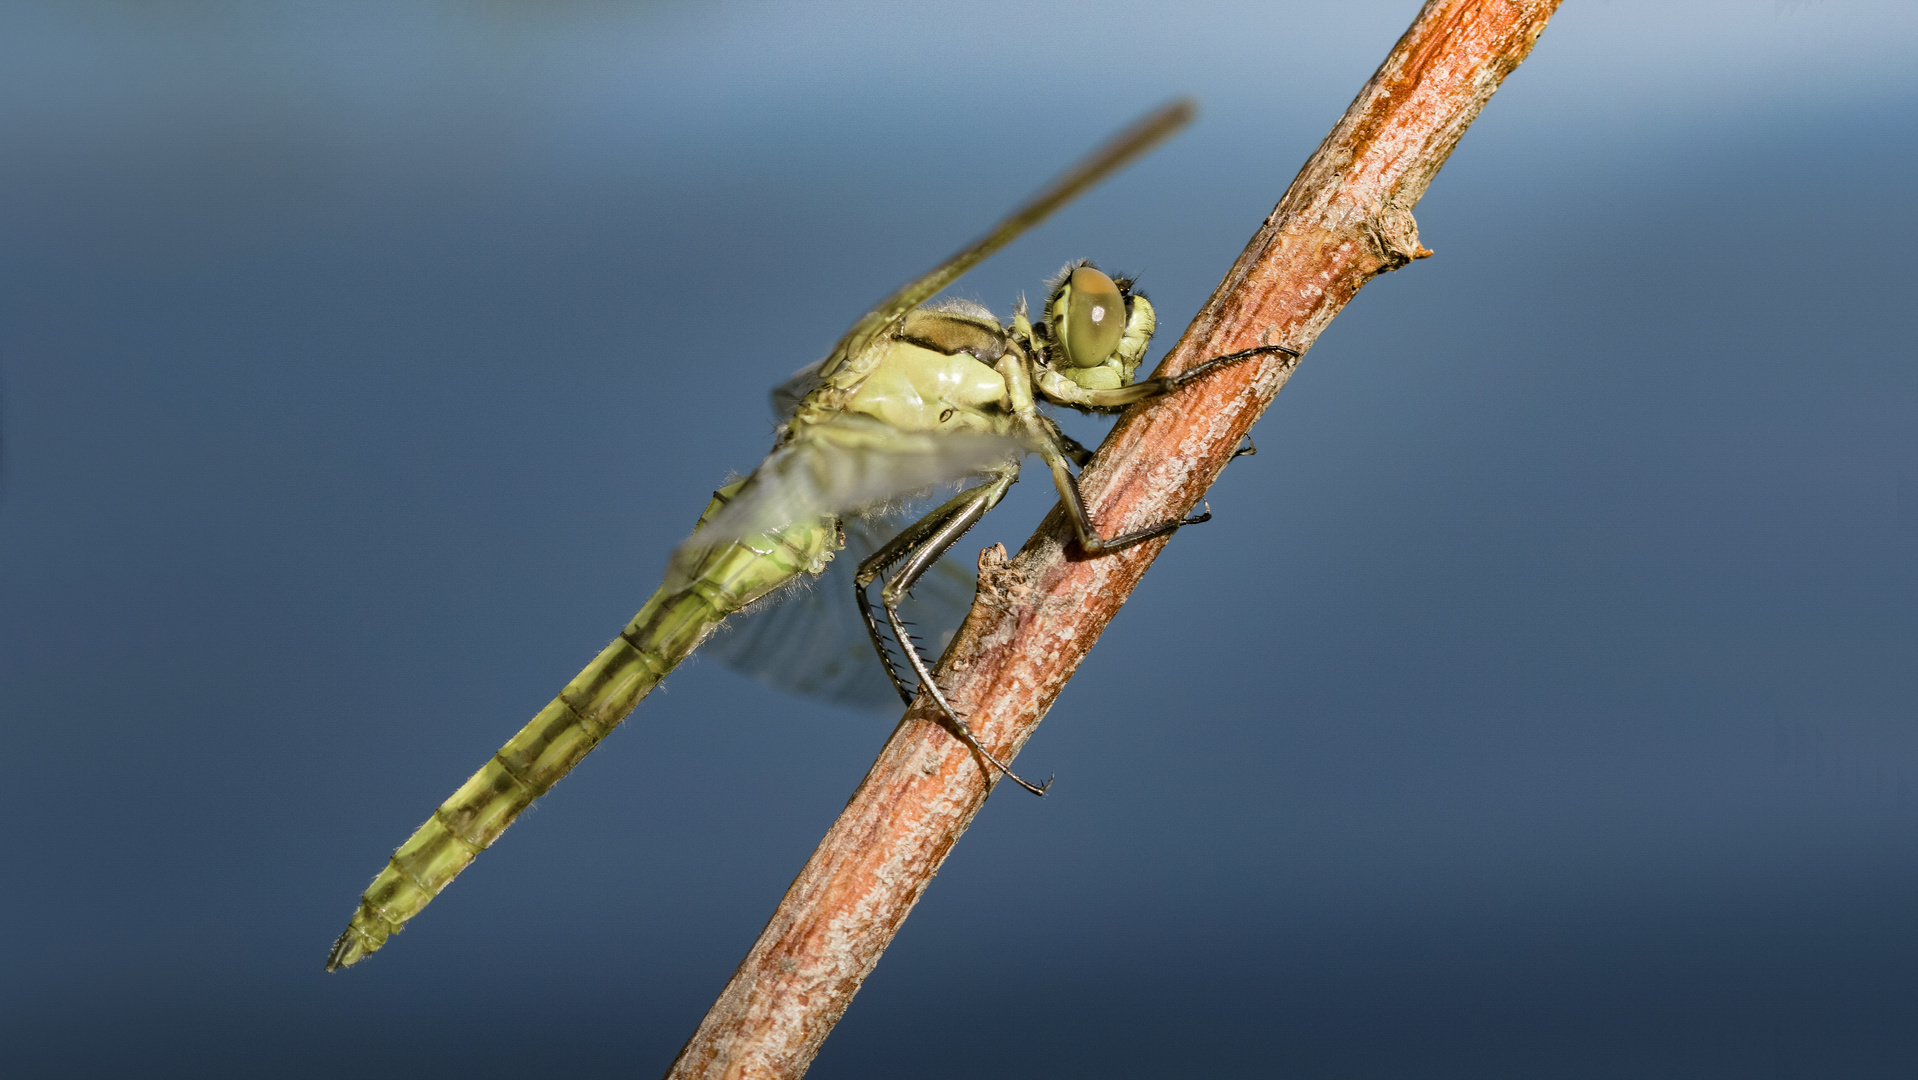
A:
[665,3,1562,1076]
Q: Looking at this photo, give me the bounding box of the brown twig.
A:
[665,2,1563,1076]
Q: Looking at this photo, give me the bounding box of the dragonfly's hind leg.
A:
[855,471,1050,796]
[853,481,1004,705]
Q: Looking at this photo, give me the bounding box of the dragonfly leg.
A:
[1037,343,1301,412]
[857,472,1050,796]
[1030,432,1207,556]
[1119,342,1302,405]
[1027,346,1298,554]
[1043,416,1097,467]
[882,593,1051,797]
[854,480,1008,705]
[1153,342,1301,395]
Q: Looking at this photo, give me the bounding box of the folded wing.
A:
[682,416,1021,551]
[704,512,977,709]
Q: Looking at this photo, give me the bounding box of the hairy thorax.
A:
[843,339,1012,436]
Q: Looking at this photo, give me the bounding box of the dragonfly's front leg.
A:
[1030,342,1300,553]
[1034,342,1303,414]
[854,471,1050,796]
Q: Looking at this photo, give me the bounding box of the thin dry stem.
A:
[666,3,1564,1076]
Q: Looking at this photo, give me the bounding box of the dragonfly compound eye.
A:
[1060,265,1127,368]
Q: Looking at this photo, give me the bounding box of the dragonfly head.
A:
[1040,260,1155,391]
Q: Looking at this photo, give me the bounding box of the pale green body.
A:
[326,310,1127,968]
[328,299,1154,969]
[326,101,1231,970]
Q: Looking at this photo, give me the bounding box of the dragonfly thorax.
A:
[325,100,1213,972]
[842,330,1016,437]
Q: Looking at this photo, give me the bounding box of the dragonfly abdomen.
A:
[326,489,837,971]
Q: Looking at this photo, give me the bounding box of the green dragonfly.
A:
[325,99,1296,971]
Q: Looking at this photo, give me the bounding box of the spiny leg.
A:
[854,482,1004,705]
[859,473,1050,796]
[1153,342,1300,395]
[881,599,1050,797]
[884,528,1051,796]
[1042,416,1097,467]
[1027,426,1208,556]
[1051,342,1303,412]
[1036,343,1300,553]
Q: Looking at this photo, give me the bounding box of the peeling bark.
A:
[665,3,1563,1077]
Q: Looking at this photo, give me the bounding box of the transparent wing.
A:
[705,512,977,710]
[771,358,828,422]
[813,100,1195,381]
[686,416,1021,548]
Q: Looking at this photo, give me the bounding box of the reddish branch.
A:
[666,2,1563,1076]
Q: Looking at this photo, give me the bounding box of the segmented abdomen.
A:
[326,486,834,970]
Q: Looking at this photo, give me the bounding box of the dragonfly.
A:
[325,98,1297,971]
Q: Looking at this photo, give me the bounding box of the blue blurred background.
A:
[3,1,1915,1076]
